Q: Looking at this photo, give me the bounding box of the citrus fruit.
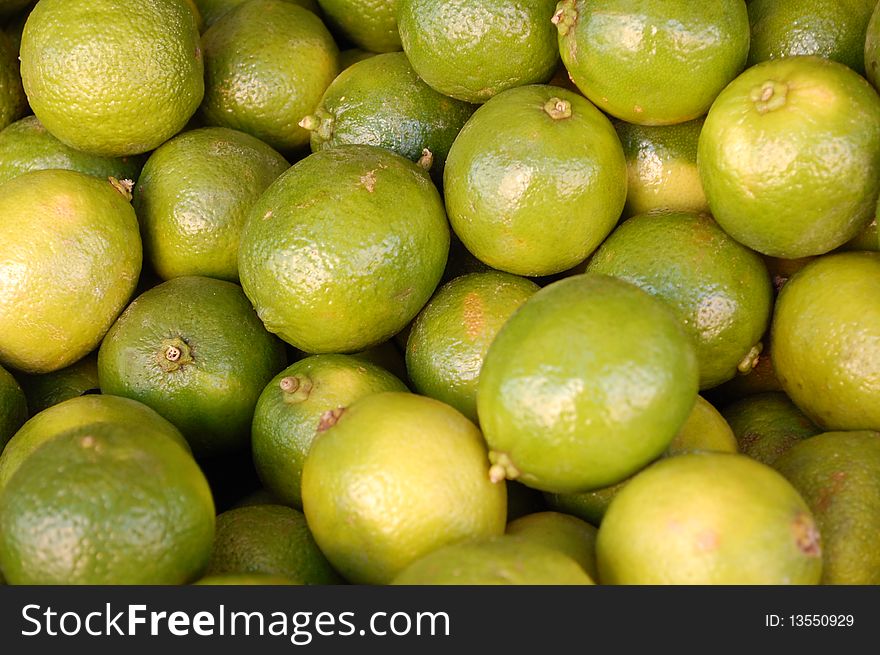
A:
[444,85,627,277]
[20,0,203,156]
[477,274,699,493]
[232,487,283,509]
[350,341,408,384]
[0,364,27,451]
[507,511,598,580]
[195,0,318,29]
[615,118,709,218]
[238,145,450,354]
[200,0,339,152]
[722,392,821,466]
[301,391,506,584]
[707,342,783,405]
[0,394,190,493]
[866,2,880,88]
[0,422,214,584]
[587,211,773,389]
[698,56,880,258]
[775,430,880,585]
[398,0,559,104]
[133,127,289,282]
[596,452,823,584]
[554,0,750,125]
[0,116,144,187]
[339,48,377,70]
[317,0,401,53]
[251,354,407,508]
[301,52,476,183]
[98,276,287,457]
[0,30,25,131]
[0,169,141,374]
[748,0,875,74]
[195,574,296,585]
[205,504,341,583]
[392,536,592,585]
[771,252,880,432]
[845,217,879,251]
[405,271,539,421]
[15,353,100,416]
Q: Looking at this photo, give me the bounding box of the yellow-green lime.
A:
[133,127,288,282]
[0,30,25,131]
[239,145,450,354]
[301,391,506,584]
[405,271,539,422]
[205,505,341,583]
[392,536,593,585]
[20,0,203,156]
[507,511,598,580]
[251,354,407,508]
[866,2,880,88]
[775,430,880,585]
[398,0,559,104]
[0,422,215,584]
[597,452,823,584]
[200,0,339,152]
[195,0,318,30]
[554,0,750,125]
[0,170,141,374]
[698,56,880,258]
[444,85,627,276]
[0,364,27,451]
[15,353,100,416]
[98,276,287,457]
[317,0,400,53]
[477,274,699,494]
[587,211,773,389]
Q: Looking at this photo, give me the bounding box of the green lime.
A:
[444,85,627,276]
[866,2,880,88]
[845,217,879,251]
[98,276,287,457]
[587,211,773,389]
[301,391,506,584]
[0,364,27,451]
[0,170,141,374]
[20,0,203,156]
[339,48,377,70]
[597,452,823,584]
[775,430,880,585]
[317,0,400,53]
[0,422,215,584]
[698,56,880,258]
[507,511,598,580]
[706,342,783,405]
[478,274,699,493]
[350,341,408,384]
[301,52,476,183]
[406,271,539,421]
[239,145,449,354]
[195,574,296,585]
[398,0,559,104]
[554,0,750,125]
[195,0,318,29]
[231,487,283,509]
[748,0,875,74]
[252,354,407,508]
[200,0,339,152]
[771,252,880,432]
[0,30,25,131]
[205,505,341,583]
[392,536,593,585]
[133,127,288,282]
[615,119,709,218]
[15,353,100,416]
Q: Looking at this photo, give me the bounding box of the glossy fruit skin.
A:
[251,354,407,508]
[775,431,880,585]
[698,56,880,258]
[20,0,203,156]
[317,0,401,53]
[748,0,875,74]
[0,364,27,452]
[555,0,750,125]
[771,252,880,432]
[200,0,339,152]
[305,52,476,183]
[301,392,506,585]
[98,276,287,458]
[444,85,627,277]
[239,145,450,354]
[0,30,26,131]
[196,0,318,29]
[133,127,289,282]
[0,422,215,585]
[478,274,699,494]
[406,271,539,421]
[392,536,592,585]
[587,211,773,389]
[398,0,559,104]
[205,505,341,584]
[597,453,823,584]
[507,511,598,580]
[0,170,142,374]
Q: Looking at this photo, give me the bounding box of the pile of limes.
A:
[0,0,878,586]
